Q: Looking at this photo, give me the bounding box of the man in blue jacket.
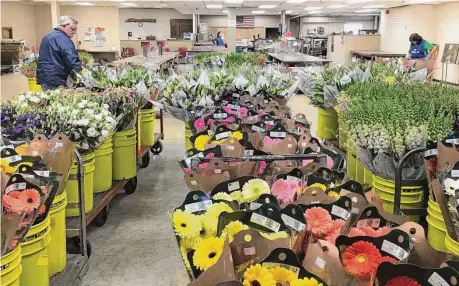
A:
[37,15,82,90]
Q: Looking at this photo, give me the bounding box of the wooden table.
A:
[111,52,178,69]
[351,50,406,60]
[268,52,331,67]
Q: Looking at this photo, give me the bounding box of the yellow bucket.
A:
[317,107,338,140]
[372,175,424,222]
[1,246,22,286]
[20,217,51,286]
[363,168,373,185]
[346,143,356,180]
[113,129,137,180]
[48,192,67,277]
[139,108,156,147]
[445,234,459,256]
[426,198,447,252]
[337,111,347,150]
[28,78,41,92]
[66,152,95,217]
[355,160,366,185]
[185,124,193,150]
[94,137,113,193]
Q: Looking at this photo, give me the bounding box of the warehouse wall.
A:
[380,2,459,83]
[1,1,38,49]
[199,15,280,28]
[119,8,192,40]
[301,16,375,37]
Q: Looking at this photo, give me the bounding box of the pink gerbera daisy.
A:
[18,189,41,212]
[271,179,298,204]
[304,207,333,236]
[348,228,366,237]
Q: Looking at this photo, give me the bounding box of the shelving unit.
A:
[304,36,328,59]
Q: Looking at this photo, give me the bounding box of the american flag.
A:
[236,16,255,28]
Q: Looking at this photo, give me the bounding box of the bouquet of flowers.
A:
[20,58,38,79]
[79,52,95,68]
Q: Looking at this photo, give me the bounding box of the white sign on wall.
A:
[228,20,236,27]
[393,16,399,25]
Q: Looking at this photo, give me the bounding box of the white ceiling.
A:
[23,0,458,15]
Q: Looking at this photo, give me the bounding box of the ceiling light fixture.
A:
[355,9,376,12]
[222,9,228,13]
[362,4,385,8]
[286,10,293,14]
[120,2,138,6]
[110,0,126,2]
[304,6,322,10]
[75,2,94,6]
[328,4,349,8]
[286,0,307,3]
[206,4,223,8]
[346,0,371,3]
[225,0,243,3]
[258,4,277,8]
[308,10,323,14]
[251,10,266,14]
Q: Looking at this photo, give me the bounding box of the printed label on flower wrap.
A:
[249,202,262,210]
[185,152,204,167]
[331,205,351,220]
[213,113,228,119]
[228,104,240,110]
[250,212,280,232]
[34,170,50,177]
[262,262,300,278]
[0,145,14,150]
[428,272,449,286]
[381,240,408,260]
[315,257,326,269]
[5,182,27,194]
[184,200,212,213]
[356,218,380,229]
[252,125,265,132]
[228,181,240,192]
[55,142,64,147]
[232,93,240,98]
[286,175,301,184]
[424,149,438,157]
[226,145,235,150]
[351,207,359,214]
[265,120,274,126]
[215,131,232,140]
[269,131,287,138]
[244,150,254,156]
[4,155,21,163]
[243,247,256,255]
[281,214,305,232]
[451,170,459,178]
[446,138,459,145]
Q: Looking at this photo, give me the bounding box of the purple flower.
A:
[16,115,26,122]
[27,112,36,119]
[13,125,24,135]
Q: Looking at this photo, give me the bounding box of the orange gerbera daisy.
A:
[375,227,390,237]
[304,207,333,237]
[18,189,41,212]
[342,241,382,281]
[385,276,420,286]
[348,228,366,237]
[379,256,397,264]
[38,204,47,215]
[2,193,25,213]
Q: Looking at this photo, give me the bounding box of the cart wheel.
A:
[93,204,109,227]
[124,176,138,194]
[140,153,150,168]
[150,141,163,154]
[67,237,92,258]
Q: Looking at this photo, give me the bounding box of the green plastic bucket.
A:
[94,137,113,193]
[317,107,338,140]
[139,108,156,147]
[445,234,459,256]
[66,152,95,217]
[20,217,51,286]
[1,246,22,286]
[346,143,356,180]
[185,124,193,151]
[48,192,67,277]
[113,129,137,180]
[372,175,424,222]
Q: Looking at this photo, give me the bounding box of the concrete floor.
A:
[81,95,316,286]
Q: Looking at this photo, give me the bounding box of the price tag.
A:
[243,247,256,255]
[228,181,240,192]
[315,257,326,269]
[381,240,408,260]
[213,113,228,119]
[214,169,222,174]
[185,200,212,213]
[248,115,258,121]
[356,218,381,229]
[446,138,459,145]
[185,152,204,167]
[424,149,438,157]
[265,120,274,126]
[191,180,198,186]
[286,176,301,184]
[215,131,232,140]
[301,142,307,147]
[34,170,50,177]
[250,202,262,210]
[310,201,320,204]
[316,147,321,153]
[55,142,64,147]
[226,145,235,151]
[264,100,269,104]
[252,125,265,132]
[4,155,22,163]
[232,93,240,98]
[250,212,281,232]
[228,104,240,110]
[262,262,300,278]
[5,182,27,194]
[428,272,449,286]
[302,159,314,166]
[281,214,305,232]
[0,145,14,150]
[287,144,293,148]
[331,205,351,220]
[452,170,459,178]
[244,150,254,156]
[20,173,34,179]
[269,131,287,138]
[32,151,39,155]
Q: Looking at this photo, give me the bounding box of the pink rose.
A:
[193,118,206,132]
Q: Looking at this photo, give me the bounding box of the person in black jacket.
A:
[37,15,82,90]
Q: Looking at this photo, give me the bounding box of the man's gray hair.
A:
[59,15,78,26]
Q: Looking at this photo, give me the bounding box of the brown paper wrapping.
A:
[184,171,231,194]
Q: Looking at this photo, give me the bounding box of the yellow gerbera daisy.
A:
[172,209,202,238]
[180,235,203,250]
[192,237,225,271]
[260,231,289,240]
[212,192,233,202]
[1,158,15,173]
[232,131,243,140]
[200,215,218,238]
[269,267,297,284]
[15,143,29,155]
[221,221,249,242]
[229,191,243,202]
[201,203,233,236]
[305,183,327,192]
[290,277,323,286]
[180,246,192,272]
[194,135,211,151]
[205,202,233,218]
[241,179,270,203]
[328,191,340,200]
[243,264,275,286]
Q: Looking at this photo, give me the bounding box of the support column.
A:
[280,10,287,36]
[192,14,198,34]
[227,8,236,53]
[51,0,60,28]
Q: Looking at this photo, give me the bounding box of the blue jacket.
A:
[37,28,82,88]
[216,36,224,47]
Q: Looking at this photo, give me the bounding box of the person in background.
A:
[216,31,224,47]
[37,15,82,90]
[408,33,437,59]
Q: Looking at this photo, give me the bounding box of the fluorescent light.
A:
[355,9,376,12]
[120,2,138,6]
[225,0,243,3]
[110,0,126,2]
[286,10,293,14]
[304,6,322,10]
[328,4,349,8]
[75,2,94,5]
[258,4,277,8]
[206,4,223,8]
[222,9,228,13]
[251,10,266,14]
[347,0,371,3]
[286,0,307,3]
[362,4,385,8]
[308,10,323,14]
